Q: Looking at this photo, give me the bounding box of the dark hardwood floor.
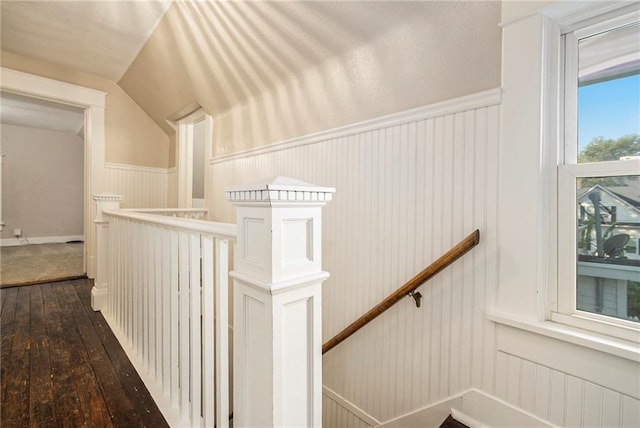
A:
[1,278,169,427]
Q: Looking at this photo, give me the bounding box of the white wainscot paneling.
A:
[104,163,169,208]
[209,89,502,423]
[323,387,377,428]
[495,351,640,427]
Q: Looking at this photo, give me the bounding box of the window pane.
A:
[577,175,640,322]
[577,23,640,162]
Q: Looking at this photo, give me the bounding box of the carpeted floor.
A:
[0,242,85,288]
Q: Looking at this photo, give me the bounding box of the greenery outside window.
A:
[555,9,640,341]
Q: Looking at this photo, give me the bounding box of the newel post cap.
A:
[93,194,123,222]
[92,194,124,202]
[225,176,335,205]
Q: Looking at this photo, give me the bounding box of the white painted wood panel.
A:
[495,351,640,427]
[208,88,637,427]
[208,93,501,423]
[104,163,169,208]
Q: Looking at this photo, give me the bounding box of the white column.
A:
[92,194,123,311]
[226,177,335,428]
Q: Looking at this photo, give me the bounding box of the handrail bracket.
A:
[408,290,423,308]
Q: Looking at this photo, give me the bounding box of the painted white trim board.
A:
[450,408,489,428]
[212,88,501,163]
[322,385,381,426]
[0,68,105,107]
[1,235,84,247]
[377,395,461,428]
[451,389,557,428]
[377,389,556,428]
[104,162,171,174]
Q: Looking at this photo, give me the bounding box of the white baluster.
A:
[154,226,163,381]
[201,234,215,427]
[147,225,156,375]
[179,231,191,421]
[161,228,171,396]
[170,229,180,404]
[135,222,143,356]
[190,233,202,426]
[215,237,229,428]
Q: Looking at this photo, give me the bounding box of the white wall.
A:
[209,90,501,425]
[209,86,639,427]
[1,123,83,241]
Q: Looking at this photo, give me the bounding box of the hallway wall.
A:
[1,124,83,241]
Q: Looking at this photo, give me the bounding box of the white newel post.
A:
[91,194,122,312]
[226,177,335,428]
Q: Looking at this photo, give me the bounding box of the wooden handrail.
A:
[322,229,480,354]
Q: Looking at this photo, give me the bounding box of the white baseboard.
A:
[378,389,557,428]
[1,235,84,247]
[323,385,381,426]
[450,408,489,428]
[91,285,107,312]
[377,395,461,427]
[451,389,556,428]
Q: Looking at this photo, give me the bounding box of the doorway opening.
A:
[176,108,213,212]
[0,92,86,286]
[1,67,106,280]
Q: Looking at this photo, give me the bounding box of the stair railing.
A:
[92,196,234,428]
[122,207,208,219]
[92,177,335,428]
[322,229,480,354]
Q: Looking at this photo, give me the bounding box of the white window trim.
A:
[490,0,640,370]
[552,5,640,342]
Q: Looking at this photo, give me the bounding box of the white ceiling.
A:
[0,0,173,81]
[0,92,85,135]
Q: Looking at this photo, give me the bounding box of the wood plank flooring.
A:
[1,279,169,428]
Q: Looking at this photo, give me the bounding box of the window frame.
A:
[554,7,640,343]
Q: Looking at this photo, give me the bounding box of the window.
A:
[555,9,640,341]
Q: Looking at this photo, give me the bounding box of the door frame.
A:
[1,67,106,278]
[176,108,213,210]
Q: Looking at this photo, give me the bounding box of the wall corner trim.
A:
[212,88,501,164]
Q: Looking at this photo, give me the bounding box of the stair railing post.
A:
[91,194,123,312]
[226,177,335,428]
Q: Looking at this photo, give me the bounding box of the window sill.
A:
[487,311,640,363]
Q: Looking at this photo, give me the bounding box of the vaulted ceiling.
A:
[1,1,502,140]
[1,0,172,81]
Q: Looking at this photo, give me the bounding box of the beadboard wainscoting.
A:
[323,386,378,428]
[104,163,170,208]
[209,89,501,424]
[494,351,639,427]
